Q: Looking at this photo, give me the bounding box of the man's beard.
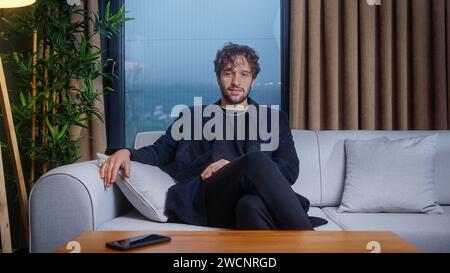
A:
[220,87,251,105]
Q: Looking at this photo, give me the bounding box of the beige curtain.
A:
[290,0,450,130]
[70,0,107,161]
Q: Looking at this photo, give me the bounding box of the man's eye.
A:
[224,72,232,76]
[242,73,250,77]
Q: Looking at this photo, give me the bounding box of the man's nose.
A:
[232,74,240,86]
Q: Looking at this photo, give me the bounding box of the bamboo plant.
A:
[0,0,132,188]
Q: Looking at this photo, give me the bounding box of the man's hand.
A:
[201,159,230,181]
[100,149,131,188]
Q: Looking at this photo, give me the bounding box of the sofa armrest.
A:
[29,160,129,253]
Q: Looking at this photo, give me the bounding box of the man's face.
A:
[218,55,254,105]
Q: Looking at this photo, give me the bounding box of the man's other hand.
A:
[201,159,230,181]
[100,149,131,188]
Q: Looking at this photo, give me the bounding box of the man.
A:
[100,43,326,229]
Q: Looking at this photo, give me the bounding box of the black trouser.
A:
[202,151,313,230]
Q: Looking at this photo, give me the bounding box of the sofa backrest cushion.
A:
[317,131,450,206]
[338,134,443,214]
[134,130,322,206]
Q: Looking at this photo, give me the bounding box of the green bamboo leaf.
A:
[57,124,69,141]
[105,1,111,21]
[12,52,20,63]
[19,91,27,107]
[28,95,37,110]
[79,36,88,57]
[109,5,125,21]
[45,117,58,139]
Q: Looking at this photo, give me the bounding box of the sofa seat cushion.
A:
[97,209,225,231]
[322,206,450,253]
[97,207,342,232]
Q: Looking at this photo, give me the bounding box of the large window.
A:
[105,0,288,148]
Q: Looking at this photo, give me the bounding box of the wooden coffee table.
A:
[55,231,420,253]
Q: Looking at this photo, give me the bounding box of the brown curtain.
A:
[290,0,450,130]
[70,0,107,161]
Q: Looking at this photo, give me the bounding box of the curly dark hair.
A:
[214,43,260,79]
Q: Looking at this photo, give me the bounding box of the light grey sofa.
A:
[29,130,450,253]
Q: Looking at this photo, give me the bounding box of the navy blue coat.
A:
[111,98,309,226]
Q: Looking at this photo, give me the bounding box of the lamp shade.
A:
[0,0,36,8]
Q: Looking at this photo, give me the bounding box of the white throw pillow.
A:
[338,135,443,214]
[97,153,176,222]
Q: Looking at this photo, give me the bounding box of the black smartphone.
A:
[105,234,171,250]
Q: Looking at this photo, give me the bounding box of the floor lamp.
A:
[0,0,36,253]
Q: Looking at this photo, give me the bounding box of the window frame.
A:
[102,0,291,149]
